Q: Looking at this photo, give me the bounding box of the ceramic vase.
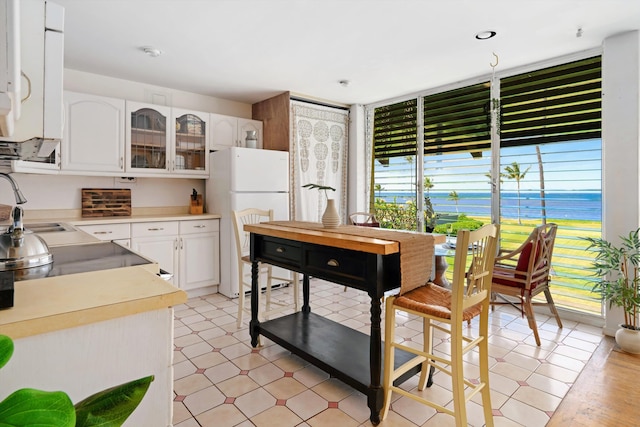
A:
[322,199,340,228]
[615,325,640,354]
[245,130,257,149]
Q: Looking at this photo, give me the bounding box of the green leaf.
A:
[0,335,14,370]
[0,388,75,426]
[74,375,154,427]
[302,183,335,192]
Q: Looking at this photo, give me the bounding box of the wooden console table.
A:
[245,221,444,424]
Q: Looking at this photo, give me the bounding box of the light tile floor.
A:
[172,280,603,427]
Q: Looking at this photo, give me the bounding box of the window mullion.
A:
[417,96,425,231]
[490,78,501,227]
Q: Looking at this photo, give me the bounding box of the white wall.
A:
[602,30,640,334]
[64,69,252,117]
[0,174,205,212]
[347,104,367,216]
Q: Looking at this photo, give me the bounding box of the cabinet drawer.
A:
[131,221,179,237]
[179,219,219,235]
[77,223,130,241]
[258,236,302,267]
[304,246,369,286]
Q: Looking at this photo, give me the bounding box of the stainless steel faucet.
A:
[0,173,27,204]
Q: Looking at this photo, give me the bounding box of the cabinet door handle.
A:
[174,238,178,250]
[180,238,183,249]
[147,227,164,231]
[327,259,339,267]
[276,247,285,253]
[120,157,123,168]
[93,231,112,235]
[194,225,206,228]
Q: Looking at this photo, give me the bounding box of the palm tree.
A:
[424,177,434,195]
[504,161,531,225]
[405,156,415,194]
[484,170,506,186]
[536,146,547,225]
[374,184,383,199]
[448,190,459,214]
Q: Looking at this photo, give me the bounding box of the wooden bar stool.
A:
[382,224,499,426]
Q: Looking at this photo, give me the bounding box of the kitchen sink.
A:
[24,222,77,233]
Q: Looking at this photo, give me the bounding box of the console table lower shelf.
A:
[255,311,420,423]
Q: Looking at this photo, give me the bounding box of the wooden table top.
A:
[244,221,445,256]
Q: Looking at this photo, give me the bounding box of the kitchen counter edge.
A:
[0,265,188,339]
[68,213,221,225]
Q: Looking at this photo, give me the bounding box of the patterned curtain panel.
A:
[290,101,349,222]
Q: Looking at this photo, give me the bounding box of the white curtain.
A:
[290,100,349,223]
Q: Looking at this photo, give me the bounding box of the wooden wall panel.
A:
[252,91,290,152]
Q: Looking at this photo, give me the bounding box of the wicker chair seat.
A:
[395,282,482,322]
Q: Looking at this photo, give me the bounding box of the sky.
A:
[374,139,602,194]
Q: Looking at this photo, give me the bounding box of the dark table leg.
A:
[302,274,311,313]
[249,260,260,347]
[368,292,383,425]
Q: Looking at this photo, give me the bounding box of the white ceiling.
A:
[55,0,640,106]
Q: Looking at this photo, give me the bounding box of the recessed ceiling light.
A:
[141,47,162,57]
[475,31,497,40]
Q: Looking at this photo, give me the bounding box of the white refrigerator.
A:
[207,147,290,298]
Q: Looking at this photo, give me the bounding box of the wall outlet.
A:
[117,177,137,184]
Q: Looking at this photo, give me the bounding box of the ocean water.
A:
[377,191,602,222]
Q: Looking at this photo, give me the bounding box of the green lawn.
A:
[442,216,603,315]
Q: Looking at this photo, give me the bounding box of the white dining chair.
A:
[232,208,300,328]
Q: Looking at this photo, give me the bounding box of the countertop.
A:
[35,229,103,246]
[67,213,221,226]
[8,207,221,227]
[0,213,189,339]
[0,265,187,339]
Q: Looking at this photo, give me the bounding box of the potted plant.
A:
[302,183,339,228]
[0,334,153,426]
[584,228,640,353]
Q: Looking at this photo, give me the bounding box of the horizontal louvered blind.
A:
[500,56,602,147]
[373,99,417,161]
[423,82,491,156]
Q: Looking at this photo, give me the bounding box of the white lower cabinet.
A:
[178,219,220,291]
[130,219,220,291]
[77,218,220,292]
[131,222,180,286]
[76,223,131,247]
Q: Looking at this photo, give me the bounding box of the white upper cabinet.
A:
[171,108,209,177]
[126,101,171,174]
[25,91,258,178]
[126,102,209,177]
[210,113,262,150]
[62,91,125,173]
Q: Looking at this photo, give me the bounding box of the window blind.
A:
[373,99,418,163]
[500,56,602,147]
[423,82,491,156]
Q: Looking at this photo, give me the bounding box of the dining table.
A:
[244,221,445,424]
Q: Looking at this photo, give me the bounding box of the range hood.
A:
[0,0,64,161]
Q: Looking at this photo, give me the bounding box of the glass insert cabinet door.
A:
[174,112,207,172]
[128,104,169,171]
